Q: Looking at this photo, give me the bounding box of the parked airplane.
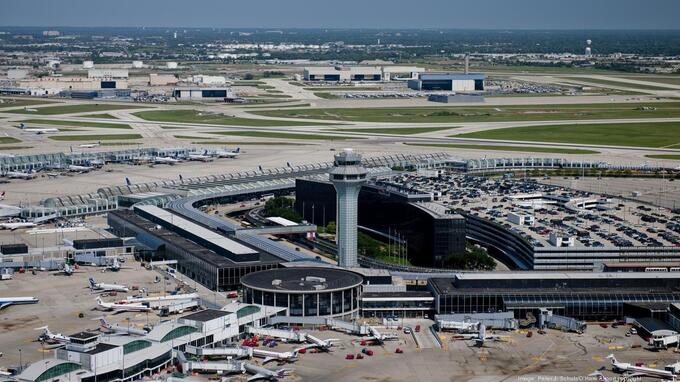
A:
[438,320,479,333]
[125,293,199,304]
[213,147,240,158]
[187,150,213,162]
[4,169,37,180]
[363,326,399,344]
[88,277,129,292]
[0,296,39,309]
[97,318,149,336]
[304,334,340,351]
[242,362,291,382]
[153,156,180,165]
[95,297,150,313]
[252,348,299,364]
[68,164,94,173]
[35,326,70,343]
[607,354,675,380]
[79,141,101,149]
[54,263,79,276]
[0,221,37,230]
[0,191,6,200]
[18,123,58,135]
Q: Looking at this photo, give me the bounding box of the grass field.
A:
[563,77,673,91]
[313,92,340,99]
[303,87,381,91]
[0,145,32,150]
[20,119,131,129]
[0,98,56,108]
[0,137,22,144]
[134,109,326,127]
[12,104,143,115]
[335,127,457,135]
[645,154,680,160]
[453,122,680,148]
[81,113,118,119]
[252,102,680,124]
[49,134,142,141]
[175,137,308,146]
[208,131,361,140]
[242,103,312,109]
[405,143,600,154]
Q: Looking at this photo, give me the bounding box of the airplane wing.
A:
[0,302,11,310]
[262,357,276,364]
[246,374,269,382]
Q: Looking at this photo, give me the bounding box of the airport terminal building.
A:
[408,73,485,91]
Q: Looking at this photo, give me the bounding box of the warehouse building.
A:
[303,65,423,82]
[408,73,485,91]
[241,267,363,318]
[172,87,235,101]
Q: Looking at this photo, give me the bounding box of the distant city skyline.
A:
[1,0,680,30]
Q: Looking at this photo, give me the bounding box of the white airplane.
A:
[252,348,300,364]
[304,334,340,351]
[363,326,399,344]
[125,293,199,304]
[438,320,479,333]
[88,277,129,292]
[68,164,94,173]
[213,147,240,158]
[97,318,149,336]
[0,221,36,230]
[607,354,675,380]
[18,123,59,135]
[242,362,291,382]
[35,326,70,343]
[95,297,150,313]
[187,150,214,162]
[0,296,39,310]
[106,257,122,272]
[54,263,78,276]
[4,169,37,180]
[153,156,180,165]
[79,141,101,149]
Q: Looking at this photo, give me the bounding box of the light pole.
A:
[18,348,22,374]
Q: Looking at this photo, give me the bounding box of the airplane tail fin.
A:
[605,354,616,364]
[179,174,183,182]
[88,277,96,288]
[125,177,131,186]
[236,147,240,153]
[19,123,25,129]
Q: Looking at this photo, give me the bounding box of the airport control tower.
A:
[329,149,367,268]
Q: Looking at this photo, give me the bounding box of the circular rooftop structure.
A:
[241,267,363,318]
[241,267,363,293]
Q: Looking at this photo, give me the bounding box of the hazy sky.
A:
[2,0,679,29]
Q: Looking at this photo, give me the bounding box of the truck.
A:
[159,300,199,317]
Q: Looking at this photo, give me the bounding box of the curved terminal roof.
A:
[241,267,363,293]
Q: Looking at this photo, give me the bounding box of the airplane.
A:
[362,326,399,345]
[606,354,675,380]
[0,296,39,310]
[0,221,36,230]
[153,156,180,165]
[106,257,122,272]
[125,293,199,304]
[304,334,340,351]
[79,141,101,149]
[213,147,240,158]
[187,150,214,162]
[68,164,94,173]
[97,317,149,336]
[53,263,80,276]
[0,191,5,200]
[88,277,129,293]
[252,348,302,364]
[18,123,59,135]
[95,297,151,313]
[242,362,291,382]
[4,169,37,180]
[35,326,70,343]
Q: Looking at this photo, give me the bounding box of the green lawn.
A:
[563,77,673,91]
[645,154,680,160]
[0,98,56,108]
[0,145,32,150]
[313,92,340,99]
[335,126,457,135]
[241,103,312,109]
[12,103,143,115]
[81,113,119,119]
[0,137,22,144]
[134,109,328,127]
[620,76,680,86]
[20,119,131,129]
[252,102,680,123]
[405,143,599,154]
[49,134,142,141]
[453,122,680,148]
[208,131,361,140]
